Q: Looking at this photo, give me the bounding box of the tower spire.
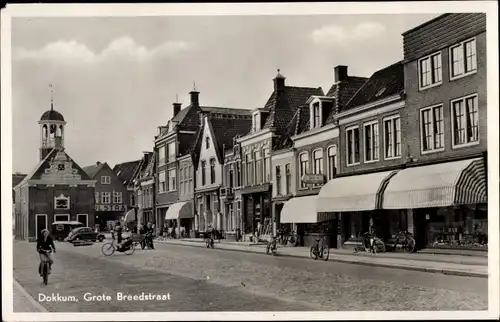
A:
[193,81,197,92]
[49,84,54,111]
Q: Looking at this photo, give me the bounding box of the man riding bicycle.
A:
[37,229,56,276]
[146,222,155,249]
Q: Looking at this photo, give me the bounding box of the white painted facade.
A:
[196,116,223,190]
[271,150,296,198]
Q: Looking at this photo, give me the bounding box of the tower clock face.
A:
[58,164,65,171]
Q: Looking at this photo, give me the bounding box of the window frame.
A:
[113,191,123,204]
[275,165,282,195]
[383,114,402,160]
[299,152,309,189]
[201,160,207,186]
[449,37,478,81]
[345,125,360,166]
[158,171,167,193]
[158,145,166,166]
[100,176,111,184]
[285,163,291,195]
[418,51,443,91]
[210,158,216,184]
[420,104,445,154]
[101,192,111,204]
[326,145,337,181]
[168,169,176,192]
[363,120,380,163]
[450,93,480,149]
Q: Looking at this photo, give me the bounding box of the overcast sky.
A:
[11,14,438,173]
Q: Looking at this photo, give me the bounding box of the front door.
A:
[36,214,47,239]
[77,214,88,227]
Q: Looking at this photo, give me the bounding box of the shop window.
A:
[346,212,370,241]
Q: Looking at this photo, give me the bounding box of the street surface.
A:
[13,240,487,312]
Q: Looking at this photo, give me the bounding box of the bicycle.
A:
[353,233,386,254]
[101,237,135,256]
[310,235,329,261]
[39,249,53,285]
[266,236,278,256]
[394,231,416,253]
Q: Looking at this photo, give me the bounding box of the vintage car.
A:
[66,226,106,243]
[52,221,85,242]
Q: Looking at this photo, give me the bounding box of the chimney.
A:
[173,102,182,117]
[189,91,199,107]
[334,65,348,83]
[96,161,101,166]
[274,69,286,93]
[142,151,151,164]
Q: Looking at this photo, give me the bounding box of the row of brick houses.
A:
[105,13,487,251]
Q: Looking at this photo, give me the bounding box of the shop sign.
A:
[301,174,325,185]
[95,204,125,212]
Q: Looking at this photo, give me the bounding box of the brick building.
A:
[14,107,96,241]
[112,159,142,211]
[83,161,128,231]
[382,13,488,250]
[236,70,323,241]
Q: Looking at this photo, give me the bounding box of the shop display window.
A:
[346,212,370,241]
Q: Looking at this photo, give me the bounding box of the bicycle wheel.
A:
[322,246,330,261]
[124,246,135,255]
[210,239,214,249]
[101,243,115,256]
[310,246,318,260]
[406,237,416,253]
[42,263,48,285]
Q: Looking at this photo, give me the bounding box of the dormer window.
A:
[309,99,323,130]
[252,111,260,132]
[205,137,210,149]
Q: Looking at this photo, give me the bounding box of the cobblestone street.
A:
[13,240,487,312]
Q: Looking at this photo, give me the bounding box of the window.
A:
[420,105,444,152]
[327,146,337,180]
[180,168,184,195]
[452,95,479,147]
[419,52,442,89]
[229,166,234,188]
[210,159,216,184]
[54,195,70,210]
[254,151,262,185]
[95,192,100,204]
[450,38,477,79]
[101,176,111,184]
[101,192,111,204]
[130,193,135,206]
[364,122,379,162]
[346,126,360,165]
[285,164,291,194]
[384,116,402,159]
[245,154,253,186]
[235,162,241,187]
[299,153,309,188]
[158,171,166,193]
[113,191,123,204]
[205,137,210,149]
[168,169,176,191]
[312,102,321,128]
[252,113,259,132]
[201,160,206,186]
[276,166,282,195]
[263,149,271,182]
[167,142,176,162]
[158,145,166,166]
[312,149,323,187]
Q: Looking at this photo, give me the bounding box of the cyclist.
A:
[37,229,56,276]
[146,222,155,249]
[114,221,124,246]
[207,224,215,244]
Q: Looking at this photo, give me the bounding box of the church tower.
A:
[38,85,66,160]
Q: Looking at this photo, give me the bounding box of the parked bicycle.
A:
[266,236,278,256]
[394,230,416,253]
[310,235,329,261]
[39,249,53,285]
[353,232,386,254]
[102,237,135,256]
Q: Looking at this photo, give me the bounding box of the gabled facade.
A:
[236,70,323,240]
[113,159,142,209]
[193,111,252,234]
[83,161,128,231]
[131,151,155,227]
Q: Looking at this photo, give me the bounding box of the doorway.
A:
[77,214,89,227]
[36,214,47,239]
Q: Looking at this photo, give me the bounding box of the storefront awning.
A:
[317,171,396,212]
[123,208,136,223]
[382,158,487,209]
[281,196,320,223]
[165,201,193,220]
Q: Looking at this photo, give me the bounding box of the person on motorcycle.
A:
[146,222,155,249]
[37,229,56,276]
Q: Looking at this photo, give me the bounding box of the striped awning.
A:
[281,196,334,223]
[165,201,193,220]
[382,158,487,209]
[123,208,136,223]
[317,171,396,212]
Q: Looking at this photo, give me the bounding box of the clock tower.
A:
[39,85,66,160]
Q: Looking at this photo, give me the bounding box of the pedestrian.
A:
[146,222,155,249]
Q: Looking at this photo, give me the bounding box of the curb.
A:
[157,240,488,279]
[14,279,48,312]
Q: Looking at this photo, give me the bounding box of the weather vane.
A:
[193,81,197,91]
[49,84,54,111]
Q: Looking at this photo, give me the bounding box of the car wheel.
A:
[98,236,104,242]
